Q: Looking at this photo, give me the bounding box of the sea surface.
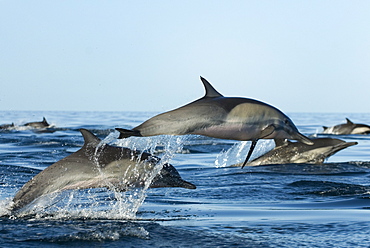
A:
[1,111,370,248]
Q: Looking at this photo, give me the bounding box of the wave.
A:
[289,180,370,197]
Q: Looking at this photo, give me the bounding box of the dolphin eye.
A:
[284,119,289,125]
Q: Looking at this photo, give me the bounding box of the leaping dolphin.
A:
[24,117,51,128]
[11,129,196,212]
[232,138,357,166]
[116,76,312,167]
[322,118,370,135]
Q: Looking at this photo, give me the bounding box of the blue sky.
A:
[1,1,369,113]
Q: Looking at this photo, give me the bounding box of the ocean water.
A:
[1,111,370,248]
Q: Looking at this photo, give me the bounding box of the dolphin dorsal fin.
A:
[345,118,353,124]
[200,76,223,98]
[42,117,49,125]
[79,128,101,147]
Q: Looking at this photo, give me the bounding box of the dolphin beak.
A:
[177,180,197,189]
[293,132,314,145]
[164,178,196,189]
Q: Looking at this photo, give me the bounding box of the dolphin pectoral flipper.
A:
[241,125,275,169]
[241,140,258,169]
[115,128,142,139]
[259,125,276,139]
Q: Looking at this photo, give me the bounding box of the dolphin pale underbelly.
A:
[11,129,195,212]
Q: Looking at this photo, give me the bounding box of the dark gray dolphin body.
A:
[322,118,370,135]
[116,76,312,167]
[232,138,357,166]
[11,129,195,212]
[24,117,50,128]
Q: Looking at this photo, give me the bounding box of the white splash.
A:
[0,198,12,217]
[9,132,187,220]
[65,133,186,220]
[215,140,274,167]
[107,134,187,219]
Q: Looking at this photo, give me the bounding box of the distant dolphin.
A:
[11,129,195,212]
[116,76,312,167]
[24,117,51,128]
[0,122,14,130]
[232,138,357,166]
[322,118,370,135]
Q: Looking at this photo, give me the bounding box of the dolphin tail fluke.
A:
[115,128,142,139]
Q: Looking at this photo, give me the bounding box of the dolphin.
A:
[0,122,14,130]
[232,138,357,166]
[11,129,196,212]
[322,118,370,135]
[24,117,50,128]
[116,76,312,167]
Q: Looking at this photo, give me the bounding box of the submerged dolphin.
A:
[322,118,370,135]
[11,129,196,212]
[116,76,312,167]
[0,122,14,130]
[232,138,357,166]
